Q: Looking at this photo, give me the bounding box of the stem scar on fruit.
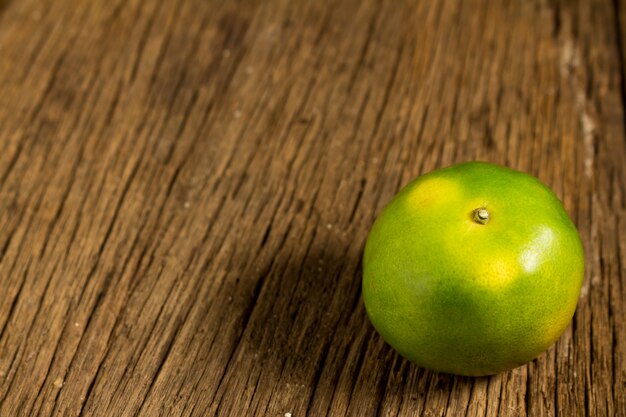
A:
[473,207,490,225]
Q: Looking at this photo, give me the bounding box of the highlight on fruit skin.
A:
[362,161,585,376]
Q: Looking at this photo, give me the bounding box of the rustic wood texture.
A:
[0,0,624,416]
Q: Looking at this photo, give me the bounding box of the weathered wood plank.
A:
[0,0,623,416]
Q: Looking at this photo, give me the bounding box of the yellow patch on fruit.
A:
[407,177,461,208]
[474,254,520,289]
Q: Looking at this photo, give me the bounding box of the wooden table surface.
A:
[0,0,624,416]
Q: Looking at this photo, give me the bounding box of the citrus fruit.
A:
[362,161,584,376]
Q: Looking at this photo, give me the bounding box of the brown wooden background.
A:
[0,0,624,416]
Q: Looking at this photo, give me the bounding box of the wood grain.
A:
[0,0,623,416]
